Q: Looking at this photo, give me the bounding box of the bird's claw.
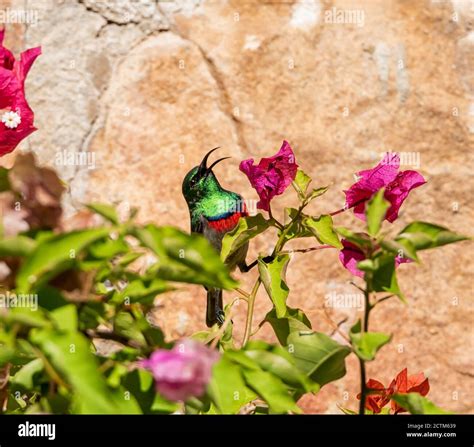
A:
[216,309,226,325]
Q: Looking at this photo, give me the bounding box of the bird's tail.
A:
[206,288,224,327]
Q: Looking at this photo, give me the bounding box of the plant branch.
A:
[329,198,366,217]
[210,300,238,349]
[241,279,261,347]
[373,294,394,306]
[268,204,284,230]
[86,329,142,349]
[350,281,365,293]
[234,288,249,301]
[358,357,367,415]
[323,307,350,342]
[280,244,333,255]
[31,347,70,391]
[273,201,306,254]
[240,198,314,347]
[358,279,372,415]
[329,206,347,217]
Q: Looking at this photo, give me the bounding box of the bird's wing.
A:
[191,213,210,234]
[191,219,203,234]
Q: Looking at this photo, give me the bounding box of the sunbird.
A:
[182,148,253,327]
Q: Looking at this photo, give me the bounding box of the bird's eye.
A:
[190,176,197,187]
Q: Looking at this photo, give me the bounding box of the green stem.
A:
[242,279,261,347]
[273,201,306,254]
[31,347,70,391]
[358,357,367,415]
[359,279,372,415]
[280,245,333,255]
[240,200,309,347]
[268,204,284,230]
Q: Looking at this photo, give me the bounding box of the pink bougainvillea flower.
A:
[239,140,298,211]
[0,29,41,157]
[339,240,367,277]
[389,368,430,414]
[140,339,219,402]
[357,368,430,414]
[339,239,410,277]
[344,153,426,222]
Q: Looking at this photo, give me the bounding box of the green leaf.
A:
[244,342,319,393]
[37,394,70,414]
[114,312,146,346]
[221,214,270,263]
[0,235,36,257]
[50,304,78,332]
[391,393,451,415]
[286,331,351,387]
[263,307,312,345]
[338,405,358,415]
[117,251,142,267]
[366,189,389,237]
[380,239,418,262]
[356,259,376,272]
[0,346,15,366]
[304,215,342,249]
[281,208,312,242]
[78,302,106,331]
[150,393,180,414]
[36,286,69,311]
[242,368,301,414]
[349,320,391,361]
[208,356,256,414]
[224,349,260,371]
[86,203,120,224]
[88,238,129,259]
[106,363,128,388]
[10,359,44,390]
[0,166,10,192]
[258,254,290,318]
[122,369,178,414]
[2,307,51,328]
[371,253,404,301]
[112,278,171,305]
[16,228,110,292]
[293,169,312,198]
[396,222,469,251]
[136,225,237,290]
[335,227,372,249]
[306,186,329,201]
[30,329,141,414]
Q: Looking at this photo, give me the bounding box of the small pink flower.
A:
[344,153,426,222]
[239,140,298,211]
[0,29,41,157]
[140,339,219,402]
[339,239,411,277]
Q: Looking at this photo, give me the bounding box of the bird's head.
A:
[182,147,230,205]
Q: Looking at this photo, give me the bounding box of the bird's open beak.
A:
[197,147,230,178]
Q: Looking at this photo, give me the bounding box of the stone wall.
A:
[1,0,472,413]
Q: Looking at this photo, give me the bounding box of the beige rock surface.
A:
[2,0,473,413]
